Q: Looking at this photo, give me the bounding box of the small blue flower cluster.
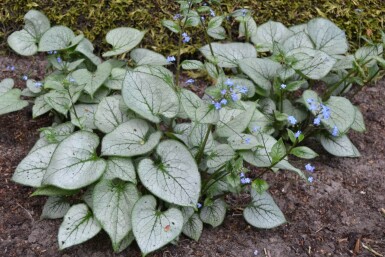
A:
[182,32,191,43]
[6,65,15,71]
[166,56,176,63]
[173,13,182,20]
[287,116,297,125]
[197,202,202,209]
[211,78,248,110]
[209,9,215,17]
[307,98,339,136]
[186,78,195,84]
[294,130,302,138]
[240,172,251,184]
[34,81,43,88]
[305,163,315,183]
[47,50,58,55]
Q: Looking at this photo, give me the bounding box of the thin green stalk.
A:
[199,16,220,74]
[195,124,213,163]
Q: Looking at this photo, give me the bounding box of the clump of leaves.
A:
[4,2,384,256]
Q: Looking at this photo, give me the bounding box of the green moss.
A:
[1,0,384,55]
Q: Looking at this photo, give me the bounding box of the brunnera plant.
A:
[3,1,384,255]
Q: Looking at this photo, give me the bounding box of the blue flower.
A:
[241,9,247,16]
[197,203,202,208]
[237,85,248,94]
[220,99,228,105]
[287,116,297,125]
[306,98,314,104]
[313,117,321,126]
[252,126,260,132]
[240,172,245,178]
[225,78,234,87]
[53,50,57,54]
[305,163,315,172]
[201,16,205,21]
[241,177,251,184]
[294,130,301,138]
[332,126,339,137]
[245,137,251,144]
[6,65,15,71]
[220,89,227,95]
[231,93,239,101]
[34,81,43,88]
[22,75,28,81]
[182,32,191,43]
[186,79,195,84]
[173,13,181,20]
[69,77,76,83]
[307,176,314,183]
[210,9,215,17]
[47,51,53,55]
[321,104,330,119]
[57,57,62,63]
[166,56,176,63]
[280,84,287,89]
[213,102,222,110]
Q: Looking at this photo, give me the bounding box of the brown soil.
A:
[0,55,384,257]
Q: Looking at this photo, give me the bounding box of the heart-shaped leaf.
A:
[58,204,101,250]
[103,157,136,183]
[70,104,98,130]
[243,190,286,228]
[122,71,179,123]
[101,119,162,157]
[12,143,57,187]
[8,30,38,56]
[75,38,102,65]
[43,131,106,190]
[104,68,126,90]
[72,62,112,96]
[206,144,235,169]
[320,134,360,157]
[93,179,139,251]
[251,21,293,52]
[0,89,29,115]
[23,10,50,39]
[239,58,282,96]
[138,140,200,207]
[227,133,259,150]
[200,42,256,68]
[200,198,226,227]
[0,78,14,95]
[103,27,145,57]
[307,18,348,56]
[38,26,76,51]
[33,95,52,118]
[41,196,70,219]
[132,195,183,255]
[94,96,130,133]
[130,48,168,66]
[182,213,203,241]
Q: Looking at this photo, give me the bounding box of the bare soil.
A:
[0,55,384,257]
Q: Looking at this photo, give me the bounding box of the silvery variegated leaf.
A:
[351,106,366,132]
[32,95,52,118]
[238,15,257,39]
[134,65,175,88]
[23,10,50,39]
[78,87,110,104]
[286,47,336,80]
[239,58,282,96]
[103,27,145,57]
[188,123,215,153]
[138,140,200,207]
[130,48,168,66]
[41,196,70,219]
[227,133,259,150]
[70,104,98,130]
[38,26,77,51]
[307,18,348,56]
[0,89,29,115]
[208,26,226,40]
[179,89,203,120]
[26,79,42,94]
[282,31,313,52]
[72,62,112,96]
[0,78,14,95]
[216,101,256,138]
[93,179,139,251]
[31,186,79,197]
[200,198,226,227]
[75,38,102,65]
[94,95,130,133]
[200,42,256,68]
[103,157,136,183]
[132,195,183,255]
[243,190,286,228]
[248,108,274,135]
[122,71,179,123]
[320,134,360,157]
[104,68,126,90]
[182,213,203,241]
[12,143,57,187]
[251,21,293,52]
[206,144,235,169]
[43,131,106,190]
[101,119,162,157]
[355,45,383,67]
[181,60,204,70]
[115,232,135,253]
[58,204,102,250]
[43,83,84,115]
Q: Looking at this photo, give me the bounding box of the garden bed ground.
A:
[0,55,384,257]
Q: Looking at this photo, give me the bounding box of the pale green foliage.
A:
[5,6,384,256]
